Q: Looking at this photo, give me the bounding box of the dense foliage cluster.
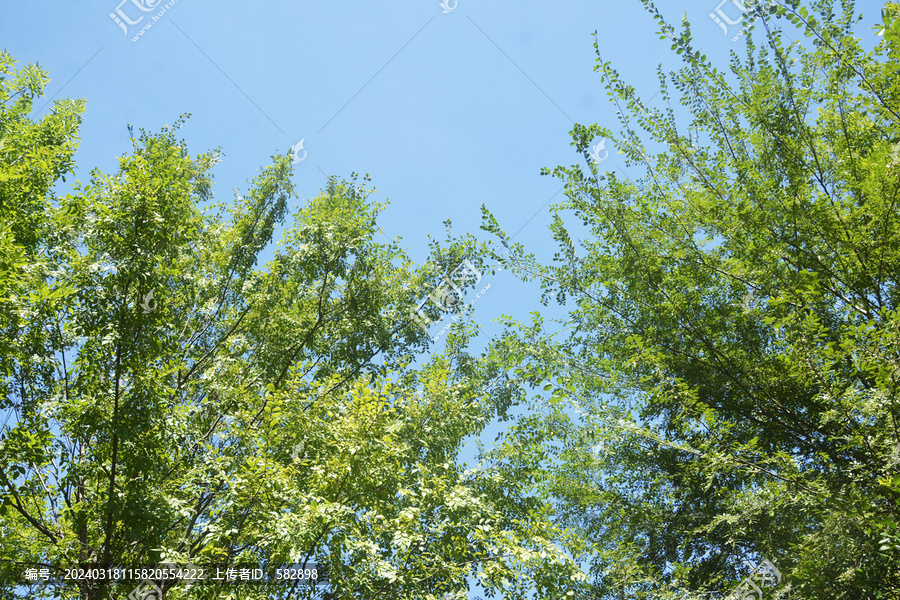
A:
[2,1,899,599]
[483,0,900,598]
[0,53,582,600]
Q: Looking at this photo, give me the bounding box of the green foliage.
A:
[483,1,900,598]
[0,56,585,599]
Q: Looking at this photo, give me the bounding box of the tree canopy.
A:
[483,1,900,598]
[0,51,585,600]
[5,1,900,598]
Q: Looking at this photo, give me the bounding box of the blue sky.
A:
[3,0,884,340]
[2,0,887,597]
[4,0,787,326]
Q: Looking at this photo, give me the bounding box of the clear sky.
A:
[2,0,884,341]
[2,0,887,597]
